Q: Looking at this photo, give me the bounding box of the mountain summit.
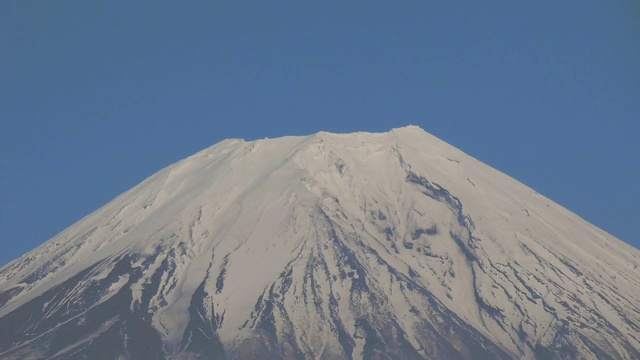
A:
[1,126,639,359]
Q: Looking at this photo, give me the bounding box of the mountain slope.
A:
[1,126,639,359]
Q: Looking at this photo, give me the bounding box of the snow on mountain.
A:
[0,126,638,359]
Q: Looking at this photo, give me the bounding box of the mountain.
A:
[0,126,638,359]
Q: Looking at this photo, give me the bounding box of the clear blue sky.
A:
[1,1,639,266]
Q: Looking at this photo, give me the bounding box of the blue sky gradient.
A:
[1,1,639,266]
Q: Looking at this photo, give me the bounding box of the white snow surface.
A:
[1,126,639,359]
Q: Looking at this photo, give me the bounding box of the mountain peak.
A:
[1,128,639,359]
[391,123,427,132]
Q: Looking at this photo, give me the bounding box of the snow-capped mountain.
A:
[0,126,638,359]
